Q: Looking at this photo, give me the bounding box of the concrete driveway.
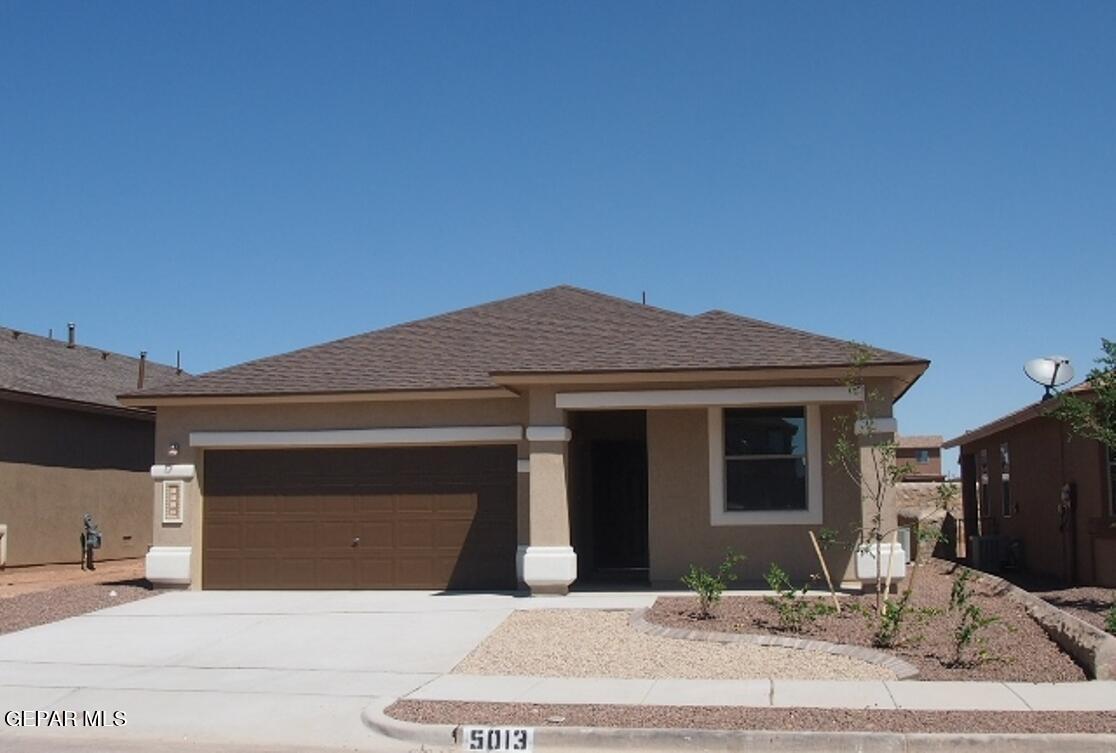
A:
[0,590,655,751]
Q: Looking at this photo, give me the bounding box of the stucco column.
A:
[853,381,904,586]
[522,425,577,595]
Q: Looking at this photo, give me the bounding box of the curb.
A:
[970,568,1116,680]
[362,699,456,747]
[628,607,921,680]
[366,704,1116,752]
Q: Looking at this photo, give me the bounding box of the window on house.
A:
[916,449,930,464]
[723,407,807,512]
[1001,443,1013,517]
[978,448,990,519]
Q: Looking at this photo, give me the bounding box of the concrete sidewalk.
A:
[408,674,1116,711]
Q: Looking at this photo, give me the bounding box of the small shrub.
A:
[873,589,911,648]
[763,563,834,633]
[681,549,745,618]
[1105,603,1116,636]
[949,568,998,666]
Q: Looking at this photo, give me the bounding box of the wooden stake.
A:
[808,531,841,613]
[882,529,900,609]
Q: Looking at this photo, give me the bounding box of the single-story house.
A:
[0,324,185,567]
[120,286,929,594]
[944,384,1115,587]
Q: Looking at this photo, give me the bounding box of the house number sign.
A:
[162,481,184,524]
[460,726,533,751]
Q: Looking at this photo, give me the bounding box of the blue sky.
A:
[2,1,1113,474]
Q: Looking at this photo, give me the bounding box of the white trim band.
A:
[150,464,196,481]
[525,426,572,442]
[855,417,898,435]
[556,385,862,411]
[189,425,524,449]
[517,459,531,473]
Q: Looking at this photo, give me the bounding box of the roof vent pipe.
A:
[67,323,76,348]
[138,351,147,389]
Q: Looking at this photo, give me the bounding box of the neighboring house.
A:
[944,384,1115,587]
[0,325,186,567]
[896,435,945,481]
[120,286,929,594]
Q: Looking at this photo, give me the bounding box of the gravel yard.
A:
[0,559,153,635]
[645,559,1087,681]
[387,699,1116,734]
[453,609,895,680]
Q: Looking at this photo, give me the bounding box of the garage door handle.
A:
[351,537,360,547]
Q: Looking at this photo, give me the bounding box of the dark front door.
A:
[590,440,649,577]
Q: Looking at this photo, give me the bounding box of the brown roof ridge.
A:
[686,309,926,364]
[123,285,687,398]
[0,325,179,370]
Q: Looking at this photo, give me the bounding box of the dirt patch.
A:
[0,581,154,635]
[0,558,145,598]
[387,699,1116,734]
[645,559,1087,681]
[454,609,894,680]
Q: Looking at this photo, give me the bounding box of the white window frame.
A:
[708,404,823,526]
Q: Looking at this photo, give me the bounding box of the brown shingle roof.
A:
[124,285,928,399]
[0,326,187,411]
[943,382,1094,449]
[897,435,943,449]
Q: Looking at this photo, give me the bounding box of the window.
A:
[1000,443,1013,517]
[724,407,807,511]
[916,449,930,464]
[978,448,990,519]
[708,405,822,525]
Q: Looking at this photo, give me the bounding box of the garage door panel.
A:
[354,520,394,549]
[202,445,516,589]
[395,520,434,549]
[205,521,242,550]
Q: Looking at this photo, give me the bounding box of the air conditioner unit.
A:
[968,535,1004,572]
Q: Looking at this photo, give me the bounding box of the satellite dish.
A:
[1024,356,1074,400]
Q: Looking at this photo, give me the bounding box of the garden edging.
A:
[971,569,1116,680]
[629,607,920,680]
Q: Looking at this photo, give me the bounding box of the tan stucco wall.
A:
[646,405,869,586]
[0,461,152,566]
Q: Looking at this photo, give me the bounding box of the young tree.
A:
[1049,338,1116,450]
[829,345,914,614]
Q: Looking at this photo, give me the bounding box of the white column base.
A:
[522,545,577,594]
[146,546,192,586]
[855,542,907,582]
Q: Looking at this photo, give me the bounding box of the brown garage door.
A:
[202,445,516,590]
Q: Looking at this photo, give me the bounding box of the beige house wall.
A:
[646,404,868,585]
[148,371,908,589]
[0,461,152,566]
